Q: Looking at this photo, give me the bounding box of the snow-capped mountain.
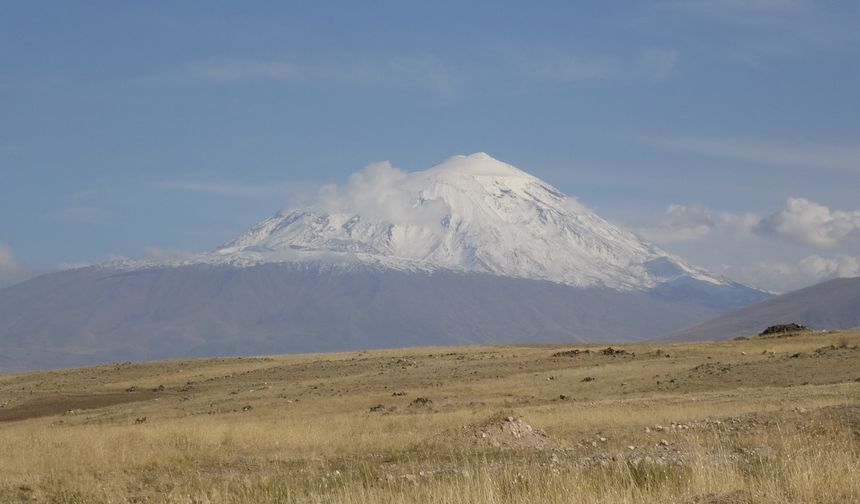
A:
[132,152,725,290]
[0,153,769,371]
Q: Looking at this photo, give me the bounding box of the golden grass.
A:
[0,330,859,503]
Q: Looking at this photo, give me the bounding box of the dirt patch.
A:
[0,392,159,423]
[451,415,557,450]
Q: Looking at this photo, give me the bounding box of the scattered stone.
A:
[369,404,386,413]
[125,386,137,393]
[409,397,433,408]
[582,376,595,382]
[789,352,801,358]
[242,405,253,412]
[552,349,591,358]
[659,439,670,447]
[759,323,809,337]
[558,394,570,401]
[600,347,628,356]
[152,385,165,393]
[391,391,407,396]
[451,415,556,450]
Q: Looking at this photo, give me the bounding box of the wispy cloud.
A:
[645,136,860,172]
[637,198,860,249]
[758,197,860,248]
[166,54,462,98]
[518,47,678,83]
[48,205,103,224]
[724,254,860,293]
[159,179,289,197]
[659,0,816,18]
[634,198,860,291]
[635,203,759,243]
[0,243,31,288]
[156,179,319,204]
[654,0,860,51]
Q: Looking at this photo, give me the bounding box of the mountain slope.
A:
[125,153,729,291]
[668,277,860,341]
[0,153,770,371]
[0,263,730,371]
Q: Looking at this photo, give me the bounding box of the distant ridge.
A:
[110,152,736,292]
[667,277,860,341]
[0,153,769,371]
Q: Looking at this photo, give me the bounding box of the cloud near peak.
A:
[638,197,860,249]
[315,162,449,230]
[757,197,860,248]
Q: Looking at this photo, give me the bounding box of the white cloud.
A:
[520,47,678,83]
[638,198,860,249]
[646,136,860,172]
[654,0,856,49]
[181,54,460,98]
[315,161,449,229]
[636,203,758,243]
[58,261,93,271]
[141,247,198,263]
[659,0,814,18]
[757,197,860,248]
[157,179,314,198]
[634,197,860,291]
[798,254,860,279]
[724,254,860,292]
[0,243,30,288]
[48,205,103,224]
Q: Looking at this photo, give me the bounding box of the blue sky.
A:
[1,1,859,291]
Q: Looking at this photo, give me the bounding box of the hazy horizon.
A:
[2,2,860,292]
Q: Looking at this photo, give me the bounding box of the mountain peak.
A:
[203,154,728,291]
[427,152,532,180]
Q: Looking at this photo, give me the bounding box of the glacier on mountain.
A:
[144,152,728,290]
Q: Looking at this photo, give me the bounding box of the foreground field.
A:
[1,330,859,503]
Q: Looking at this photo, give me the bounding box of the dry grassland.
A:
[1,329,859,503]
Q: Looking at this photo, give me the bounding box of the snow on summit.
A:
[196,152,726,290]
[102,153,725,290]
